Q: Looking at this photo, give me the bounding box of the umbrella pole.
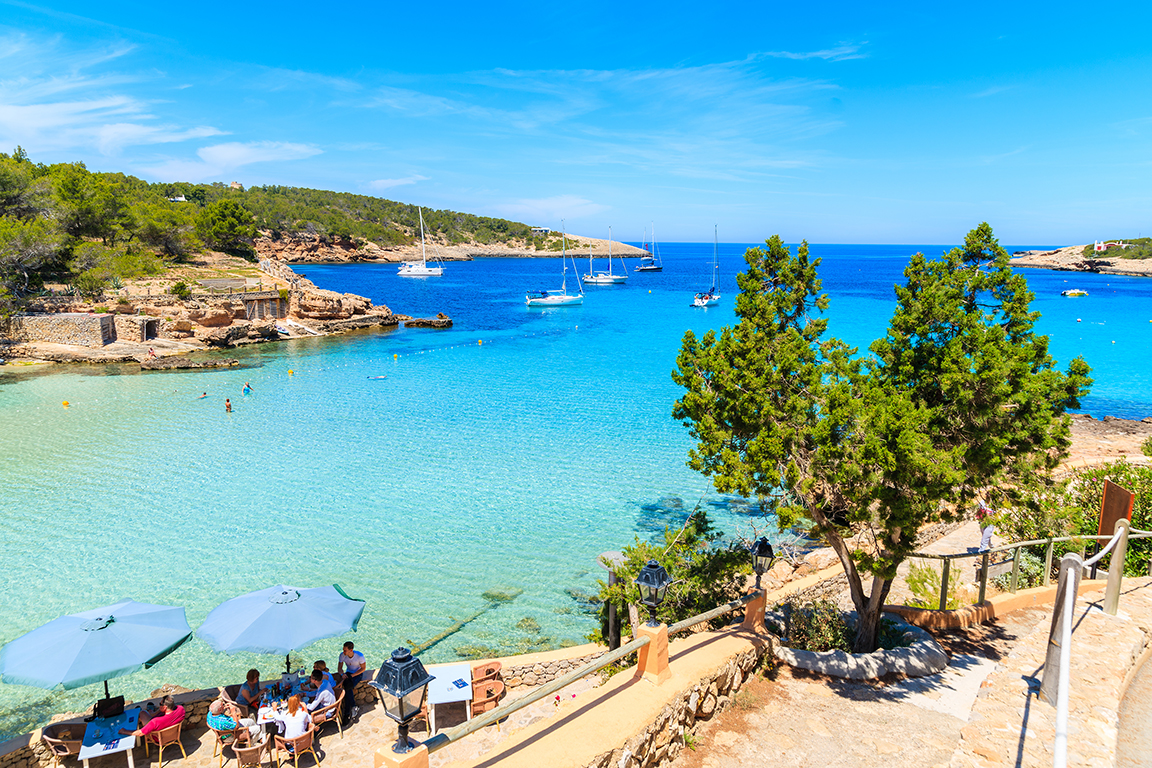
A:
[104,680,110,699]
[285,653,291,674]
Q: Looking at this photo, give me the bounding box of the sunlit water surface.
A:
[1,242,1149,738]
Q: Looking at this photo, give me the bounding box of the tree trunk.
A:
[852,576,894,653]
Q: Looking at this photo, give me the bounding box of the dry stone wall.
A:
[583,642,770,768]
[503,650,607,690]
[5,314,114,346]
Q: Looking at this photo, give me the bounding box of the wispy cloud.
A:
[142,141,322,182]
[368,175,428,191]
[971,85,1014,98]
[759,45,866,62]
[0,32,225,155]
[488,195,608,224]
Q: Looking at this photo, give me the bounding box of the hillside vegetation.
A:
[0,147,540,317]
[1081,238,1152,259]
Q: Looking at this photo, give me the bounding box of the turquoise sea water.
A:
[1,242,1150,738]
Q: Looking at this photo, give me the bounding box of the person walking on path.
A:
[977,504,995,552]
[337,641,366,725]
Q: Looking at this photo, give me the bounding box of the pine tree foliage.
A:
[672,225,1091,651]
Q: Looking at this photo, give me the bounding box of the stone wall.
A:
[5,314,114,346]
[583,642,769,768]
[503,650,606,690]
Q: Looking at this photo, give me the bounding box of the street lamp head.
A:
[370,647,434,753]
[751,537,774,589]
[634,559,672,626]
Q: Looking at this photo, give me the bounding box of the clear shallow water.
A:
[0,241,1149,738]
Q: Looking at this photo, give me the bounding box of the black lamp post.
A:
[370,648,435,754]
[751,537,775,590]
[634,559,672,626]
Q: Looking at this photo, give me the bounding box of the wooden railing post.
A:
[1044,540,1054,586]
[1104,519,1130,616]
[978,552,990,604]
[1010,546,1021,593]
[938,559,951,611]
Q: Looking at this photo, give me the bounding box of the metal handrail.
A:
[1042,519,1133,768]
[421,589,762,754]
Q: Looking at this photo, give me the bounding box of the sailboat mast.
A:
[713,224,718,291]
[608,226,613,275]
[419,208,428,267]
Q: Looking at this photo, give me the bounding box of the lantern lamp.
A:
[751,537,775,590]
[370,647,435,753]
[634,559,672,626]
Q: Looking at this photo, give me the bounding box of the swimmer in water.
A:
[225,398,232,413]
[198,392,208,399]
[242,382,252,394]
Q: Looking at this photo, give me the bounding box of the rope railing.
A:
[421,589,762,755]
[907,529,1152,610]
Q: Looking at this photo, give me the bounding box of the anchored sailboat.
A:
[527,223,584,306]
[397,208,444,277]
[635,224,663,272]
[583,226,628,284]
[692,226,720,307]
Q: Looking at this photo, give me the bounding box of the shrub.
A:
[783,598,852,652]
[1142,436,1152,459]
[905,562,960,610]
[992,547,1046,592]
[168,281,191,300]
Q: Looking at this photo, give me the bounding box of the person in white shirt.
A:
[273,696,311,741]
[337,641,367,724]
[977,504,995,552]
[305,671,337,721]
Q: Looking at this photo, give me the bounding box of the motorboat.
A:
[1061,289,1088,297]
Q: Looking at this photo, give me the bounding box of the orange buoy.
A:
[62,401,69,408]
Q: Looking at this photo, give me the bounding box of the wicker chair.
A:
[471,680,505,732]
[145,721,187,766]
[232,733,274,768]
[208,720,246,767]
[308,688,344,739]
[470,661,502,685]
[224,684,257,718]
[40,727,82,768]
[274,725,319,768]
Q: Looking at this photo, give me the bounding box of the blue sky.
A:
[1,0,1150,243]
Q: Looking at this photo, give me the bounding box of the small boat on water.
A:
[692,226,721,308]
[583,226,628,284]
[1061,289,1088,297]
[398,209,444,277]
[635,224,663,272]
[527,223,584,306]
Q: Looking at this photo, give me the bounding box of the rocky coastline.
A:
[257,231,647,264]
[1010,243,1152,277]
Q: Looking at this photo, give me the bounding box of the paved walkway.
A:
[671,579,1152,768]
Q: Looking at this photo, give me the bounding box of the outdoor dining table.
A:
[77,707,140,768]
[425,662,473,734]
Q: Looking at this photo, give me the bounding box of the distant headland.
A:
[1011,240,1152,277]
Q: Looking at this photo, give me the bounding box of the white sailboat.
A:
[527,223,584,306]
[583,226,628,284]
[397,208,444,277]
[635,224,663,272]
[692,226,721,307]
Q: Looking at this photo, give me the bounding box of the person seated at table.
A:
[119,696,184,741]
[272,695,311,743]
[304,661,335,694]
[207,696,260,741]
[235,669,265,711]
[304,671,336,721]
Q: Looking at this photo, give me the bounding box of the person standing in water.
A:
[225,398,232,413]
[242,382,253,395]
